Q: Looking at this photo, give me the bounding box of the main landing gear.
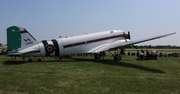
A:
[93,49,123,61]
[28,58,34,62]
[94,51,106,60]
[109,50,122,61]
[28,57,43,62]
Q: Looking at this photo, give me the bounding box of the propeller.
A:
[124,31,137,49]
[127,31,137,49]
[124,31,130,42]
[128,31,131,39]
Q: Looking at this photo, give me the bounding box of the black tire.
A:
[114,54,121,61]
[37,59,42,62]
[28,59,33,62]
[94,53,100,59]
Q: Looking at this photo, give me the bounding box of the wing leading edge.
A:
[92,32,176,53]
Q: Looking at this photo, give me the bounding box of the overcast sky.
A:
[0,0,179,46]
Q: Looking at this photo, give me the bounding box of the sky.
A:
[0,0,179,46]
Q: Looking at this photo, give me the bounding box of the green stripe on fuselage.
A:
[7,26,21,50]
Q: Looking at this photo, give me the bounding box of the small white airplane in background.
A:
[6,26,176,62]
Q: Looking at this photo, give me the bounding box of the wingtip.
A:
[169,32,176,35]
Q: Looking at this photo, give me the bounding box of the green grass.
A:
[0,52,180,94]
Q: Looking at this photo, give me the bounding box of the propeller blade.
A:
[128,31,131,39]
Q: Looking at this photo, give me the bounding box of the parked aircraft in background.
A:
[0,44,7,49]
[6,26,176,61]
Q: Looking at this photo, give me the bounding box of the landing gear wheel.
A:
[37,59,42,62]
[28,58,33,62]
[114,54,121,61]
[94,53,100,59]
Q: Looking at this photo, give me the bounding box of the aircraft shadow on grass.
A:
[3,61,27,65]
[71,58,165,74]
[3,58,164,73]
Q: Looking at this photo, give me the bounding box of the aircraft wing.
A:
[92,32,176,53]
[7,49,37,56]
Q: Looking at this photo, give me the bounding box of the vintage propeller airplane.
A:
[6,26,175,62]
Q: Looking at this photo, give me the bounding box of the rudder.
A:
[7,26,37,51]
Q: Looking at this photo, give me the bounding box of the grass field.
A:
[0,49,180,94]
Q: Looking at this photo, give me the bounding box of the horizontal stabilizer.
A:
[7,49,37,56]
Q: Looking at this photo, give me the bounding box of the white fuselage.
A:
[22,30,127,57]
[7,26,176,59]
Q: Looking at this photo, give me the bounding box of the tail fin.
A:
[7,26,37,51]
